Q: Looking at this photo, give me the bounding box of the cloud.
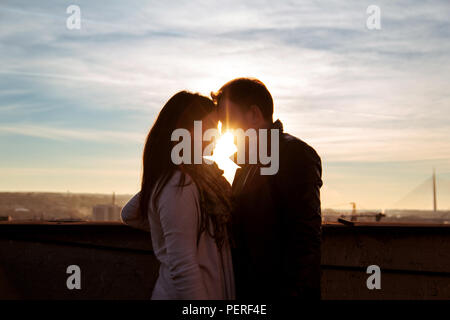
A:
[0,124,144,143]
[0,0,449,203]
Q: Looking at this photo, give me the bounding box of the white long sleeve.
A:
[156,178,208,299]
[121,171,235,300]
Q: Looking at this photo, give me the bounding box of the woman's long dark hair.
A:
[139,91,229,247]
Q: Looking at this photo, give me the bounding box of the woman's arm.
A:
[158,179,208,299]
[121,192,150,232]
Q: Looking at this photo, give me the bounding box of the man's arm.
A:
[276,139,322,299]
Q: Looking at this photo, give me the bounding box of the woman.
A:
[121,91,235,300]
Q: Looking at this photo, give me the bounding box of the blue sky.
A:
[0,0,449,209]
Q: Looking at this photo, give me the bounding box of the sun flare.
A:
[204,121,240,184]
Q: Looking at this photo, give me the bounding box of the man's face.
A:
[217,98,251,131]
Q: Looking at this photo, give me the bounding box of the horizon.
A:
[1,190,449,212]
[1,1,449,210]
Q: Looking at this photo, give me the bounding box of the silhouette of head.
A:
[212,78,274,131]
[140,91,216,216]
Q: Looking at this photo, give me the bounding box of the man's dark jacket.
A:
[231,120,322,299]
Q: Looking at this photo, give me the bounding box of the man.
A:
[212,78,323,299]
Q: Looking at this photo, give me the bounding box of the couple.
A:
[121,78,323,300]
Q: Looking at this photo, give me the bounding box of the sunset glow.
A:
[204,121,240,184]
[1,1,449,209]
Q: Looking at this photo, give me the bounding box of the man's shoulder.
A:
[276,133,322,184]
[280,132,321,164]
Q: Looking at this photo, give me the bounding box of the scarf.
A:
[182,162,233,250]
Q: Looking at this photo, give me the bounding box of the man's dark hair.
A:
[212,78,274,122]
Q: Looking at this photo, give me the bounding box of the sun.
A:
[204,121,240,184]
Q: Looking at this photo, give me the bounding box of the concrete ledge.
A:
[1,221,449,299]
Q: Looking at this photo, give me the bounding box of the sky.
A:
[0,0,449,210]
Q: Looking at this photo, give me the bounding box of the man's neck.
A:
[256,120,273,130]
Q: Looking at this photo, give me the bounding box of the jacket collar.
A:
[271,119,284,132]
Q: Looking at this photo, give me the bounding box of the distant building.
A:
[92,204,122,221]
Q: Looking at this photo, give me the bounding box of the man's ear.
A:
[249,104,265,126]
